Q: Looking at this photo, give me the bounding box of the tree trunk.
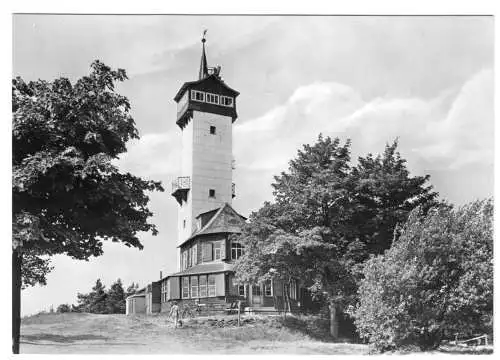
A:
[329,300,339,340]
[12,250,22,354]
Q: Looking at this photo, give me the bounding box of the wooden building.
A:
[125,288,146,315]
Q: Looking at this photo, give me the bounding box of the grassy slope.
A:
[20,312,369,354]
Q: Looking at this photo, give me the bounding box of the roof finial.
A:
[199,30,209,80]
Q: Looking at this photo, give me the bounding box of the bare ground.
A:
[20,312,369,354]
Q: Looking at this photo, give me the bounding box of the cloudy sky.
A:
[13,15,493,315]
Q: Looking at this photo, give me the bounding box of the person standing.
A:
[169,301,180,328]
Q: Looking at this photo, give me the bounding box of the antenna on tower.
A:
[202,29,208,43]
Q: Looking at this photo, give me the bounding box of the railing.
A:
[454,334,489,346]
[172,176,191,194]
[232,183,236,198]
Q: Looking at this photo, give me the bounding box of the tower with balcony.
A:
[155,33,302,315]
[171,33,240,269]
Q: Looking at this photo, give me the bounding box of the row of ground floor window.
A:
[126,271,301,315]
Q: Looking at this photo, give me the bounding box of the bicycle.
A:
[181,304,197,319]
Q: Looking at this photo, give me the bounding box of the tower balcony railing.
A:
[232,182,236,198]
[172,176,191,204]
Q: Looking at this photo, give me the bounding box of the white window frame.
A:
[214,241,222,261]
[231,242,244,260]
[238,284,246,297]
[191,90,205,102]
[206,92,219,105]
[221,96,234,107]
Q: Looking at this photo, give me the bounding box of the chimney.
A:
[160,271,163,280]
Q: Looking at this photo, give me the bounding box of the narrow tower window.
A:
[209,189,216,198]
[210,126,216,135]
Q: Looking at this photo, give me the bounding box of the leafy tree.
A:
[126,282,139,297]
[354,199,493,351]
[56,304,71,313]
[106,278,126,314]
[20,249,53,289]
[12,61,164,353]
[75,291,91,313]
[234,135,437,338]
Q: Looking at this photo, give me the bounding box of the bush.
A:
[354,199,493,352]
[56,304,71,313]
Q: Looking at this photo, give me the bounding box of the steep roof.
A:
[198,37,209,80]
[169,262,234,277]
[178,203,247,248]
[173,74,239,102]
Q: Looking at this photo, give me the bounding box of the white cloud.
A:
[417,69,494,169]
[234,69,493,190]
[116,132,180,177]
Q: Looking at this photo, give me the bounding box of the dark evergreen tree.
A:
[106,279,126,314]
[88,279,107,314]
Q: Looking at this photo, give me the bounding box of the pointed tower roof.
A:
[198,30,209,80]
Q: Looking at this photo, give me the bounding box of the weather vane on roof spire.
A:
[202,29,207,43]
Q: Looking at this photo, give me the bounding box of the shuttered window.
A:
[169,277,179,299]
[182,277,189,299]
[190,276,199,298]
[191,244,197,265]
[202,242,213,262]
[199,275,207,298]
[221,240,226,260]
[208,275,216,297]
